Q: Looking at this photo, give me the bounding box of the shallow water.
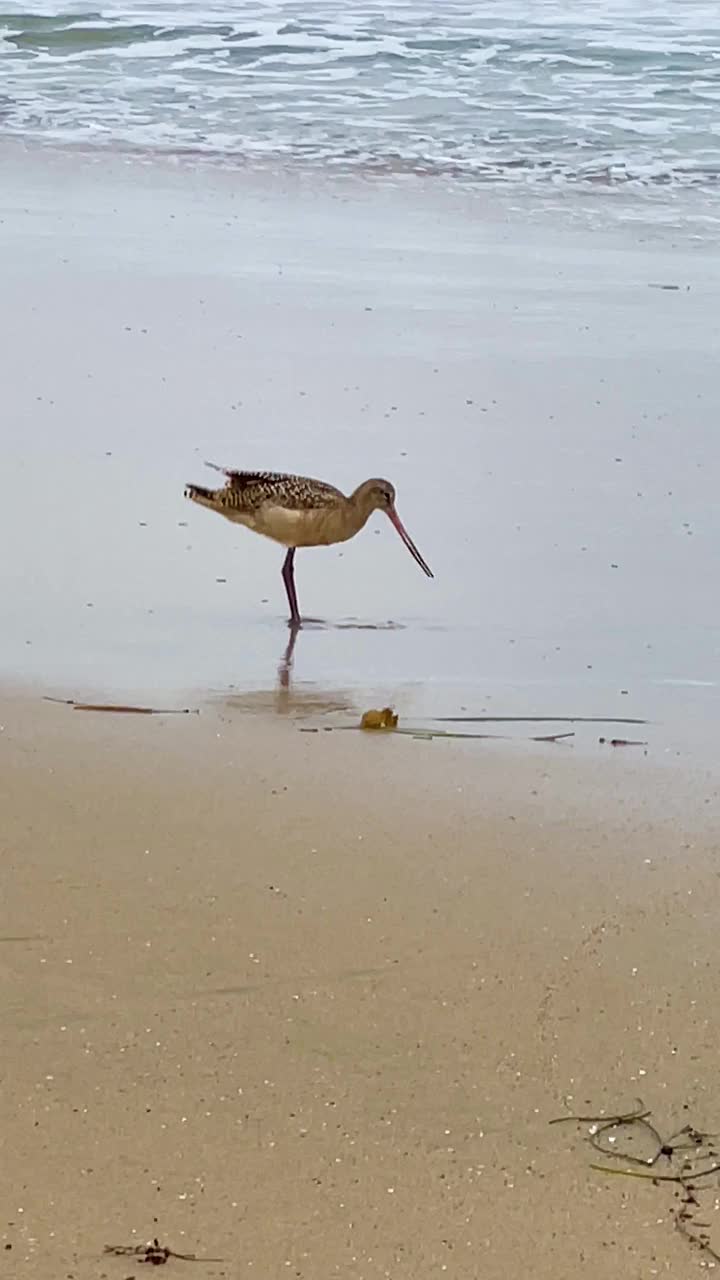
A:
[1,150,719,760]
[1,0,719,199]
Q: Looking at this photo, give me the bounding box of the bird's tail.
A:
[184,482,224,512]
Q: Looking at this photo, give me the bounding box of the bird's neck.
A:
[346,484,378,536]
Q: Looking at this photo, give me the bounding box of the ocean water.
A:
[0,0,718,189]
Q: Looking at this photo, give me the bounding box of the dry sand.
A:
[2,691,720,1278]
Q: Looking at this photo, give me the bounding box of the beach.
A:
[2,140,720,1275]
[3,143,719,737]
[2,692,720,1278]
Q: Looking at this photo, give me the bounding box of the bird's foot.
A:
[287,616,326,630]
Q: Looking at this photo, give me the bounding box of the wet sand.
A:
[2,691,720,1277]
[1,142,719,757]
[2,144,720,1276]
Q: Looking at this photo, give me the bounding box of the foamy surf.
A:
[0,0,718,195]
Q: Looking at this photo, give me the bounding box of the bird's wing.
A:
[204,464,344,510]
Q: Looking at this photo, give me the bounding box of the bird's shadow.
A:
[284,617,405,632]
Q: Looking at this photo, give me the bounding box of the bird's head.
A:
[359,478,396,513]
[352,478,433,578]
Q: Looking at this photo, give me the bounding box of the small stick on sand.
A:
[549,1100,649,1126]
[435,715,648,725]
[43,696,198,715]
[590,1161,720,1182]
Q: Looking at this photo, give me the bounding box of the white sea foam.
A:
[0,0,718,197]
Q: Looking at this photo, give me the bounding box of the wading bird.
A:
[185,464,433,625]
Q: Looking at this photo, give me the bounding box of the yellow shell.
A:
[360,707,398,731]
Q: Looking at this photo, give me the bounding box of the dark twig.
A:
[554,1103,720,1263]
[590,1161,720,1183]
[435,715,647,724]
[589,1115,666,1166]
[599,737,648,747]
[671,1208,717,1269]
[104,1238,224,1264]
[44,696,198,715]
[549,1100,649,1126]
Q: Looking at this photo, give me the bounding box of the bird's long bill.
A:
[388,507,434,578]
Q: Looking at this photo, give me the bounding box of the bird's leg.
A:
[281,547,301,626]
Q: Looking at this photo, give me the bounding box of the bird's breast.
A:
[252,503,360,548]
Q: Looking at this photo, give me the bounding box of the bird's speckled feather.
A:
[205,464,344,512]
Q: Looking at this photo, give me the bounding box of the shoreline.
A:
[3,680,719,823]
[2,133,719,239]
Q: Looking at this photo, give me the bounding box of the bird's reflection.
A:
[277,617,403,694]
[223,619,402,720]
[278,621,300,691]
[222,623,355,717]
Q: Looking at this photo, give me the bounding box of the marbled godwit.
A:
[184,465,433,625]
